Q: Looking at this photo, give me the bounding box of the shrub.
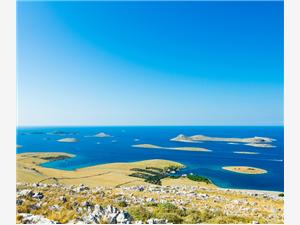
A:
[158,213,183,224]
[187,174,211,184]
[128,206,152,222]
[278,193,284,197]
[157,203,178,213]
[154,203,187,218]
[145,202,158,207]
[207,215,253,224]
[118,201,127,207]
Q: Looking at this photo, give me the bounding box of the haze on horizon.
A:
[17,1,283,126]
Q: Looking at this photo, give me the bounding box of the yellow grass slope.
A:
[17,152,213,188]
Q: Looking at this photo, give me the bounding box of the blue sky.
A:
[17,1,283,126]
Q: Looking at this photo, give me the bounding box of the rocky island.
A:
[171,134,276,148]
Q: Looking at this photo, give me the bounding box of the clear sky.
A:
[17,1,283,126]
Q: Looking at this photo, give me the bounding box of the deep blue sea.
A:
[17,126,284,191]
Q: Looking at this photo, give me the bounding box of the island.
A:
[222,166,267,174]
[132,144,212,152]
[171,134,275,143]
[245,143,276,148]
[57,138,79,143]
[93,132,112,138]
[171,134,276,148]
[233,151,260,155]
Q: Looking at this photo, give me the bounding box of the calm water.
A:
[17,126,284,191]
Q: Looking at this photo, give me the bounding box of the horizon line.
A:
[16,124,284,127]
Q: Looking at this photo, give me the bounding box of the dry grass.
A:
[17,152,191,187]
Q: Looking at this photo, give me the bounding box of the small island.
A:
[57,138,79,143]
[233,151,259,155]
[222,166,267,174]
[245,143,276,148]
[132,144,212,152]
[93,132,112,138]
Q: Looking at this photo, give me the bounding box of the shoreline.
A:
[17,152,282,193]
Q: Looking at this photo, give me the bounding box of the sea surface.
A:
[17,126,284,191]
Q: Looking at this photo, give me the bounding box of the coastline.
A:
[17,152,281,192]
[16,151,284,224]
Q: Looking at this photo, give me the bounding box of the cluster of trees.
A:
[129,166,182,185]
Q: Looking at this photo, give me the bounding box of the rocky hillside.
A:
[16,182,283,224]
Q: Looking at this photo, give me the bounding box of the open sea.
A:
[16,126,284,191]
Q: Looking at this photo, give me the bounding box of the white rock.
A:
[18,213,57,224]
[18,189,33,197]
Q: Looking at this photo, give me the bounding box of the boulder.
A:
[30,203,42,210]
[16,199,24,205]
[18,189,33,197]
[32,192,44,200]
[147,218,168,224]
[18,213,57,224]
[49,204,61,211]
[116,212,133,224]
[59,196,67,203]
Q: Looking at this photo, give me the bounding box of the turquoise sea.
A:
[17,126,284,191]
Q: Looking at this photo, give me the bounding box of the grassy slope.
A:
[17,152,214,188]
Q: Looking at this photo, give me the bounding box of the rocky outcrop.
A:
[80,205,132,224]
[16,182,284,224]
[18,213,57,224]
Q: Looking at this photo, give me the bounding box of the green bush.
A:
[128,206,152,222]
[145,202,158,207]
[187,174,211,184]
[154,203,187,218]
[118,201,127,207]
[158,213,183,224]
[207,215,253,224]
[157,203,178,213]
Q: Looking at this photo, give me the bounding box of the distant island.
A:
[245,143,276,148]
[132,144,212,152]
[171,134,276,147]
[233,151,260,155]
[57,138,79,143]
[222,166,267,174]
[93,132,112,138]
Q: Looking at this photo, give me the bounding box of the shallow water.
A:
[17,126,284,191]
